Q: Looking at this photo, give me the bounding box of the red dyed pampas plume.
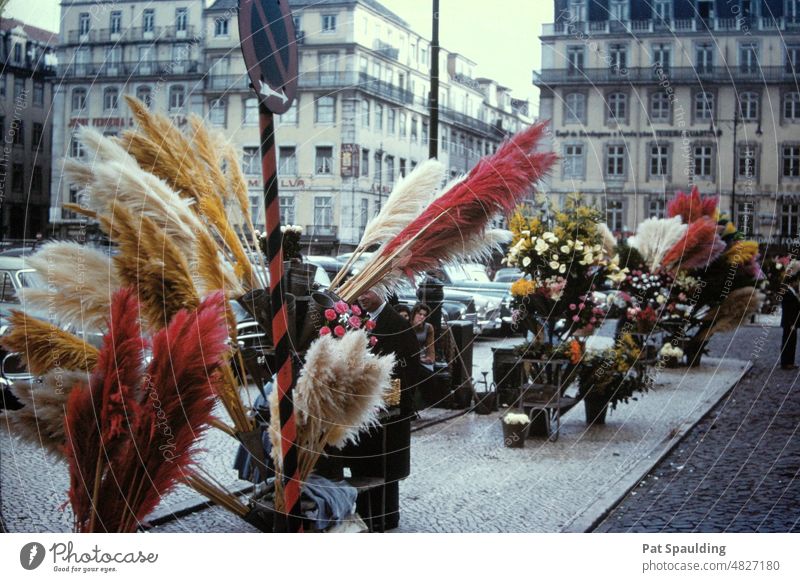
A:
[64,288,229,533]
[661,216,726,272]
[667,186,719,225]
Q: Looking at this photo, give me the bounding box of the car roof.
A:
[0,255,31,269]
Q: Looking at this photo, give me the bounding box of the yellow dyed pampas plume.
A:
[707,288,764,334]
[268,330,395,481]
[22,242,119,331]
[724,240,760,266]
[1,311,99,375]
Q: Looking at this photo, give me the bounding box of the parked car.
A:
[493,268,522,283]
[305,255,346,282]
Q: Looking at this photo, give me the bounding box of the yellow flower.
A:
[724,240,759,265]
[723,221,737,236]
[511,278,536,297]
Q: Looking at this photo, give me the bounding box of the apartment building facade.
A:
[534,0,800,247]
[0,17,56,241]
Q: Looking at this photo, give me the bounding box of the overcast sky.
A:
[3,0,551,110]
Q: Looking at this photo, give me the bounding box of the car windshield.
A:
[445,264,490,283]
[17,270,46,289]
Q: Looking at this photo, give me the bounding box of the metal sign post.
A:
[238,0,301,532]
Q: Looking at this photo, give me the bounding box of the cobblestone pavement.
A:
[595,324,800,533]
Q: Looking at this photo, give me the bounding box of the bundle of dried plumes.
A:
[269,330,394,485]
[120,97,254,289]
[627,217,688,272]
[339,123,556,300]
[707,288,764,334]
[100,204,199,329]
[1,311,99,375]
[724,240,760,266]
[596,222,618,257]
[661,217,726,272]
[666,186,719,224]
[332,160,445,288]
[21,242,119,331]
[64,289,229,532]
[5,371,90,457]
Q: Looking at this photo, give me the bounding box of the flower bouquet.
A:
[501,411,531,448]
[658,342,684,368]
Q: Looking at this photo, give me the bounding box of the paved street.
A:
[596,323,800,533]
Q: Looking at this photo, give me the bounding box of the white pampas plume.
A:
[596,222,618,257]
[21,242,120,330]
[5,370,89,457]
[628,217,688,271]
[360,159,445,249]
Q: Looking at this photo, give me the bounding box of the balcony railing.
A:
[204,74,251,92]
[302,225,338,239]
[373,39,399,60]
[59,60,201,78]
[542,16,800,36]
[66,25,196,44]
[296,71,416,105]
[533,65,800,86]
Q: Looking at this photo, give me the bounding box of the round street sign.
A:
[238,0,299,114]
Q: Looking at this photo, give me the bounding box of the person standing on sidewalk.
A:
[780,273,800,370]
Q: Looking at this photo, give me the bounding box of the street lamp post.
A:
[376,143,384,213]
[429,0,440,159]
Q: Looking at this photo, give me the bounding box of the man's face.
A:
[358,290,381,313]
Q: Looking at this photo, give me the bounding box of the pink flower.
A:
[578,303,585,310]
[590,317,597,324]
[569,303,576,310]
[351,305,362,316]
[369,336,378,346]
[334,325,346,337]
[319,326,331,336]
[348,315,362,329]
[572,315,580,322]
[365,320,376,331]
[334,301,348,315]
[324,308,337,321]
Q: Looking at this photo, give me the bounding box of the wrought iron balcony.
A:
[65,25,196,44]
[533,65,800,87]
[59,60,201,79]
[541,16,800,36]
[302,225,338,239]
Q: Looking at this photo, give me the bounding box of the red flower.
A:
[348,315,362,329]
[334,325,346,337]
[351,305,362,316]
[324,309,337,322]
[319,326,331,336]
[334,301,348,315]
[369,336,378,346]
[365,320,376,331]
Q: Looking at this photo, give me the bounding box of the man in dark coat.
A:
[780,274,800,369]
[323,289,422,530]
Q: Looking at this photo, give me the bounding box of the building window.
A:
[652,42,671,71]
[314,196,333,229]
[738,144,758,179]
[789,0,800,22]
[280,196,295,226]
[693,144,714,179]
[783,145,800,177]
[70,134,85,158]
[784,92,800,120]
[606,144,626,178]
[14,78,25,99]
[606,92,627,123]
[411,116,418,141]
[315,96,336,123]
[136,86,152,108]
[79,13,90,36]
[694,91,714,121]
[609,44,627,74]
[215,18,230,37]
[738,91,759,120]
[649,144,669,177]
[386,156,394,183]
[280,101,298,124]
[787,44,800,74]
[606,200,624,232]
[361,100,370,127]
[243,97,258,124]
[32,123,43,152]
[360,199,369,233]
[563,143,584,179]
[361,148,369,177]
[696,42,714,73]
[71,88,87,111]
[316,146,333,174]
[209,98,226,125]
[322,14,337,32]
[399,112,407,137]
[609,0,628,21]
[737,202,755,236]
[422,121,429,143]
[103,87,119,111]
[649,91,670,122]
[565,92,586,124]
[654,0,672,20]
[567,0,587,21]
[11,164,23,192]
[143,9,155,33]
[242,147,259,175]
[176,8,188,32]
[739,41,759,74]
[375,103,384,130]
[566,46,584,74]
[12,43,21,64]
[782,202,800,236]
[31,166,43,195]
[110,11,122,34]
[399,158,407,177]
[374,152,383,182]
[11,120,23,145]
[169,86,185,111]
[279,146,297,175]
[387,108,396,134]
[649,197,666,218]
[33,81,44,107]
[441,126,449,152]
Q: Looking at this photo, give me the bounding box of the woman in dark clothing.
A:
[411,303,435,368]
[781,274,800,369]
[395,304,411,321]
